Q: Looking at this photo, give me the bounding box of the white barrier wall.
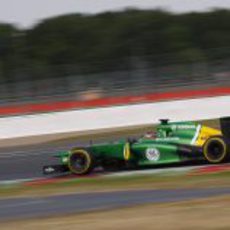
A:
[0,95,230,140]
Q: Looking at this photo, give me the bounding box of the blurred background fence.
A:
[0,55,229,105]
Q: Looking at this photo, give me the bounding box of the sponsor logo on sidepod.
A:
[145,148,160,161]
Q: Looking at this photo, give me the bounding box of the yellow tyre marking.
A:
[203,137,227,163]
[68,149,91,174]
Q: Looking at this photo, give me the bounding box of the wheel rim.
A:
[69,150,91,174]
[72,154,87,171]
[205,139,226,162]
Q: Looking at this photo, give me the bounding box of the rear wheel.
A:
[68,149,94,175]
[203,137,229,163]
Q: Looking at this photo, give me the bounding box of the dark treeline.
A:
[0,9,230,83]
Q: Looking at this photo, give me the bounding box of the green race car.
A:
[43,117,230,175]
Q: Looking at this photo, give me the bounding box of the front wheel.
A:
[203,137,229,163]
[68,149,94,175]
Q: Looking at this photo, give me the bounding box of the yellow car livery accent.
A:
[195,126,222,147]
[123,142,131,160]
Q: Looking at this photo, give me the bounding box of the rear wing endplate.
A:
[220,117,230,138]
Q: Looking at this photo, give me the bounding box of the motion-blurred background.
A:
[0,1,230,105]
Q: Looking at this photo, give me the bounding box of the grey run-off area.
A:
[0,187,230,221]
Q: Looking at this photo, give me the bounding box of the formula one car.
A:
[43,117,230,175]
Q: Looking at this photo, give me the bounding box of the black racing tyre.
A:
[68,149,94,175]
[203,137,229,163]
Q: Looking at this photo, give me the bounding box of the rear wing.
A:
[220,117,230,138]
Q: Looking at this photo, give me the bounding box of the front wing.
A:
[43,164,69,175]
